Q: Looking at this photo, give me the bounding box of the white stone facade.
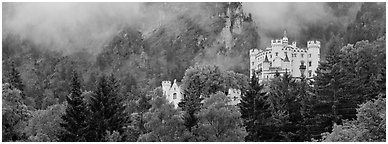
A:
[249,31,320,82]
[162,79,241,108]
[162,79,183,108]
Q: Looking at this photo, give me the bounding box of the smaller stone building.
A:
[162,79,241,108]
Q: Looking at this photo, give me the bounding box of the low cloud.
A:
[242,2,361,47]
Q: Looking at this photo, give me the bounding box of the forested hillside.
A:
[2,2,385,142]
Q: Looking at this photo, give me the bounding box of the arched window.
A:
[173,93,177,99]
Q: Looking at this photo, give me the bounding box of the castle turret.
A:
[292,41,297,47]
[307,40,320,77]
[282,30,288,45]
[250,49,261,77]
[283,53,291,72]
[162,81,171,97]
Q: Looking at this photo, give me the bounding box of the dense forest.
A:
[2,2,386,142]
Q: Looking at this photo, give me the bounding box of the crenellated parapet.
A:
[249,49,261,56]
[162,81,171,87]
[307,40,321,48]
[271,39,283,47]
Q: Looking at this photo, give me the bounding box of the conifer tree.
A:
[7,60,24,94]
[266,72,300,141]
[313,34,346,137]
[178,88,204,133]
[85,74,128,142]
[59,70,88,142]
[238,72,270,141]
[136,94,152,135]
[294,76,317,141]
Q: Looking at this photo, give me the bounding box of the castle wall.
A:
[162,80,183,108]
[161,80,241,108]
[249,33,320,81]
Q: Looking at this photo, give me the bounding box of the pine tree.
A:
[312,34,346,138]
[59,70,88,142]
[178,88,204,134]
[266,72,300,141]
[7,60,24,94]
[85,74,128,142]
[238,72,270,141]
[136,94,152,135]
[294,76,317,141]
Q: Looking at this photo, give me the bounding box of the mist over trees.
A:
[2,2,385,142]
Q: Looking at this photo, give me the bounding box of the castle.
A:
[250,31,320,82]
[162,79,241,108]
[162,31,321,107]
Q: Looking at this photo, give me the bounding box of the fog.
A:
[242,2,361,47]
[3,2,361,55]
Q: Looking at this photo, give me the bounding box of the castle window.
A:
[308,70,312,77]
[309,61,312,67]
[252,62,254,66]
[173,93,177,99]
[301,54,304,58]
[275,52,278,56]
[270,55,272,58]
[309,54,312,58]
[270,62,272,67]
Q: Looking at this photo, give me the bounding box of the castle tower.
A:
[162,81,171,98]
[249,49,260,77]
[169,79,182,108]
[307,40,320,77]
[282,30,289,46]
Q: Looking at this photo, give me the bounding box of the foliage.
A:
[181,64,248,97]
[313,34,346,129]
[238,73,271,141]
[104,131,123,142]
[2,83,30,141]
[59,71,89,142]
[179,64,248,133]
[344,2,386,44]
[193,92,247,142]
[25,104,65,142]
[1,2,385,142]
[313,34,386,140]
[5,60,25,93]
[322,95,386,142]
[265,73,300,141]
[85,74,129,141]
[138,94,188,142]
